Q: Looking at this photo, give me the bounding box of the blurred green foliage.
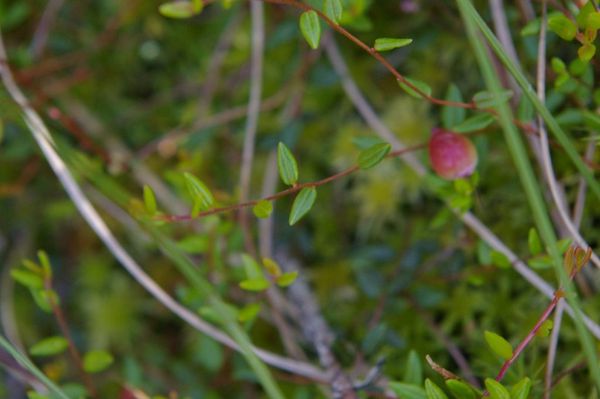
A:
[1,0,600,398]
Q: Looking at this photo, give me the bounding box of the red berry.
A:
[428,128,478,180]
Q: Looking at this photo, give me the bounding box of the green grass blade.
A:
[456,0,600,392]
[0,335,71,399]
[459,1,600,201]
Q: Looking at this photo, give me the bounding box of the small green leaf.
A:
[442,85,466,129]
[159,1,200,18]
[358,142,391,169]
[425,379,448,399]
[262,257,282,277]
[143,185,157,214]
[485,379,510,399]
[324,0,342,24]
[374,37,413,51]
[31,288,58,313]
[551,57,567,73]
[276,271,298,287]
[27,392,50,399]
[403,350,423,385]
[528,228,542,255]
[520,18,540,36]
[453,114,495,133]
[398,77,432,99]
[587,12,600,30]
[29,336,68,357]
[389,382,427,399]
[445,380,477,399]
[37,251,51,279]
[299,11,321,49]
[473,90,513,108]
[239,278,270,292]
[253,200,273,219]
[484,331,513,360]
[578,43,596,62]
[528,254,553,270]
[548,13,578,41]
[289,187,317,225]
[557,238,573,254]
[83,350,114,373]
[238,303,261,322]
[510,377,532,399]
[277,142,299,186]
[11,268,43,289]
[536,319,553,338]
[183,172,214,214]
[577,2,596,28]
[490,250,511,269]
[241,254,263,280]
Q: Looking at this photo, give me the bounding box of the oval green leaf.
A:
[425,379,448,399]
[83,350,114,373]
[29,336,68,357]
[445,380,477,399]
[548,13,577,41]
[276,271,298,287]
[389,382,427,399]
[239,278,270,292]
[253,200,273,219]
[277,142,299,186]
[398,77,432,99]
[143,185,157,214]
[324,0,342,24]
[183,172,214,214]
[473,90,513,108]
[358,142,391,169]
[403,350,423,385]
[484,331,513,360]
[289,187,317,225]
[11,268,43,289]
[484,379,510,399]
[159,1,199,19]
[374,37,413,52]
[510,377,532,399]
[299,10,321,49]
[528,227,542,255]
[452,114,495,133]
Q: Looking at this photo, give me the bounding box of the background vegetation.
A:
[1,0,600,398]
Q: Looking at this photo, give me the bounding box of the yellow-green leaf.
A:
[11,268,43,289]
[484,331,513,360]
[445,380,477,399]
[548,13,577,41]
[289,187,317,225]
[323,0,342,24]
[262,258,282,277]
[276,271,298,287]
[358,143,391,169]
[425,379,448,399]
[253,200,273,219]
[578,43,596,62]
[374,37,413,52]
[83,350,114,373]
[299,11,321,49]
[159,1,201,18]
[29,336,68,357]
[536,319,553,338]
[183,172,214,214]
[143,185,157,214]
[453,114,495,133]
[398,77,432,99]
[239,278,270,292]
[528,227,542,255]
[485,379,510,399]
[510,377,532,399]
[388,382,427,399]
[277,142,299,186]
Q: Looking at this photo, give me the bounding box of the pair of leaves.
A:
[30,337,112,373]
[299,0,343,49]
[239,255,298,292]
[277,143,317,225]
